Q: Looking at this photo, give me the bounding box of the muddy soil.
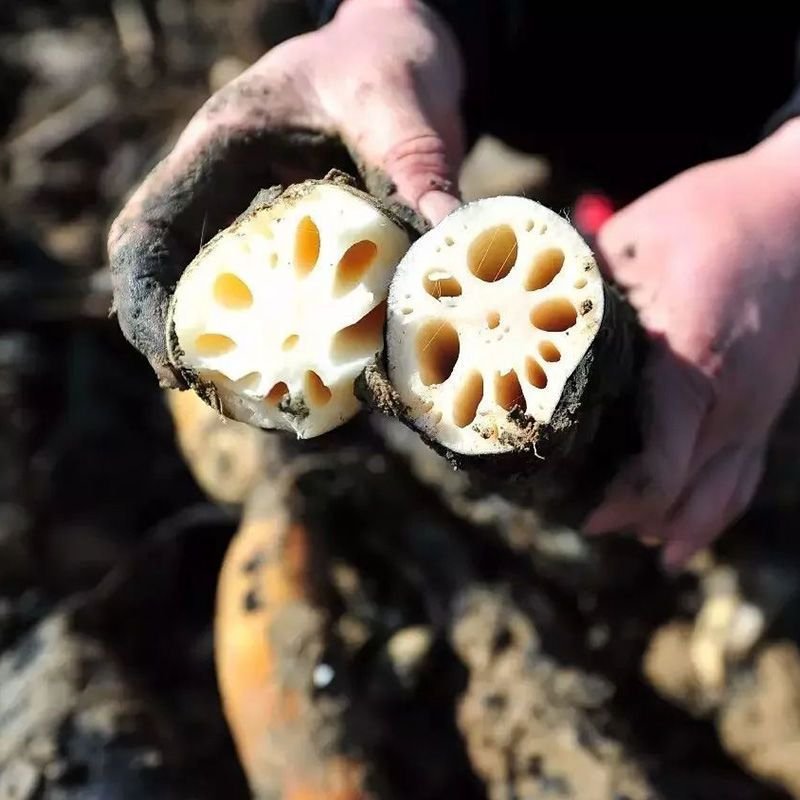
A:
[3,2,800,799]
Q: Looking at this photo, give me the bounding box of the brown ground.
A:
[3,2,800,799]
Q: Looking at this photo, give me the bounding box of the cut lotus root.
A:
[383,196,625,461]
[167,176,411,438]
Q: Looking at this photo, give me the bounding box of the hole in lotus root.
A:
[213,273,253,309]
[416,320,460,386]
[530,298,577,332]
[526,248,565,291]
[305,371,332,407]
[538,341,561,362]
[266,382,289,406]
[282,335,299,351]
[526,357,548,389]
[295,216,320,277]
[454,371,483,428]
[495,370,526,412]
[335,240,378,295]
[195,333,236,357]
[331,302,386,362]
[468,225,518,282]
[423,270,462,301]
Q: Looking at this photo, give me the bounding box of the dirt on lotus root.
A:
[452,589,658,800]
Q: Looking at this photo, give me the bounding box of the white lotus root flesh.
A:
[169,182,411,438]
[386,196,605,456]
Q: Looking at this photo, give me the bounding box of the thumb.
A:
[339,79,464,225]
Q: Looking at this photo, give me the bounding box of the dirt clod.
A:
[453,590,657,800]
[721,644,800,797]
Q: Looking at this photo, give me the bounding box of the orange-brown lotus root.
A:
[214,499,367,799]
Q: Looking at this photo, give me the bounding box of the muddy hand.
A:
[585,119,800,570]
[107,0,464,387]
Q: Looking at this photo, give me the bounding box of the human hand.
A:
[584,119,800,569]
[107,0,464,387]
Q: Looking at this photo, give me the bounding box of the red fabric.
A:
[574,192,615,237]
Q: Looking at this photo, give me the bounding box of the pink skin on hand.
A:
[112,0,464,236]
[109,0,800,573]
[107,0,465,384]
[313,0,465,222]
[584,118,800,570]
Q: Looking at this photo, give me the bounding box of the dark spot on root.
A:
[214,451,233,477]
[279,395,310,419]
[243,588,263,613]
[493,626,513,652]
[484,693,507,711]
[241,552,267,575]
[581,300,593,315]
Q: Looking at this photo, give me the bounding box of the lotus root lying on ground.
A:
[215,484,368,799]
[167,173,411,438]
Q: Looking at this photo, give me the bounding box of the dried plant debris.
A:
[168,173,411,439]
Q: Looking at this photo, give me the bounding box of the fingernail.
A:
[418,191,460,225]
[639,535,662,548]
[581,501,638,535]
[661,541,693,574]
[635,523,664,548]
